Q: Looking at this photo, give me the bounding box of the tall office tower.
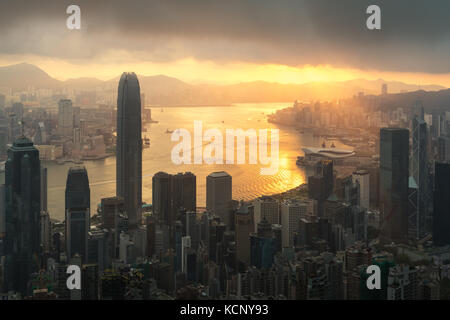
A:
[352,170,370,210]
[186,211,199,250]
[439,114,447,137]
[40,210,51,255]
[171,172,197,213]
[100,196,125,230]
[308,160,333,217]
[4,137,41,296]
[8,113,22,144]
[206,171,232,225]
[116,72,142,229]
[12,103,23,123]
[0,111,8,159]
[235,205,254,270]
[152,171,196,225]
[250,219,275,269]
[65,166,90,263]
[379,128,409,243]
[57,99,74,138]
[433,162,450,246]
[146,215,157,258]
[152,171,171,225]
[40,167,48,213]
[381,83,388,95]
[410,112,429,239]
[0,94,5,110]
[181,236,191,273]
[438,136,450,162]
[253,196,279,232]
[271,224,282,253]
[0,184,5,252]
[72,106,81,129]
[281,200,307,248]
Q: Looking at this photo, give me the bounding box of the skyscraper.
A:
[152,171,196,226]
[100,196,125,230]
[171,172,197,214]
[352,170,370,210]
[281,199,307,248]
[58,99,74,138]
[152,171,196,248]
[4,137,41,296]
[65,166,90,263]
[308,160,333,217]
[250,219,275,269]
[433,162,450,247]
[206,171,232,225]
[253,196,279,231]
[0,94,5,110]
[152,171,171,225]
[116,72,142,228]
[438,136,450,162]
[40,166,51,254]
[410,110,429,239]
[379,128,409,243]
[0,110,8,159]
[235,205,254,270]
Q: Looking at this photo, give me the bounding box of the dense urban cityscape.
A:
[1,0,450,305]
[0,69,449,300]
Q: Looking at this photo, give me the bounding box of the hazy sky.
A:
[1,0,450,85]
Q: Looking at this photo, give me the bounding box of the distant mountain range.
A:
[0,63,447,105]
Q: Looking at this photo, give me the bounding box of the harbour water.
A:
[33,103,350,221]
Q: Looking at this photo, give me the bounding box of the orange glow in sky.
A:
[1,54,449,87]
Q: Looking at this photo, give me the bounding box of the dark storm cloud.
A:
[0,0,449,72]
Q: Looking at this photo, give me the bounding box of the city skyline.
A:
[1,0,450,302]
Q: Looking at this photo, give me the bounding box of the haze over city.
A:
[1,0,450,304]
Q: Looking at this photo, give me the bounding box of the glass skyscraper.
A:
[410,103,430,239]
[433,162,450,246]
[379,128,409,244]
[4,137,41,296]
[65,166,90,263]
[116,72,142,229]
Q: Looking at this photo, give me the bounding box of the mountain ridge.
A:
[0,63,446,104]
